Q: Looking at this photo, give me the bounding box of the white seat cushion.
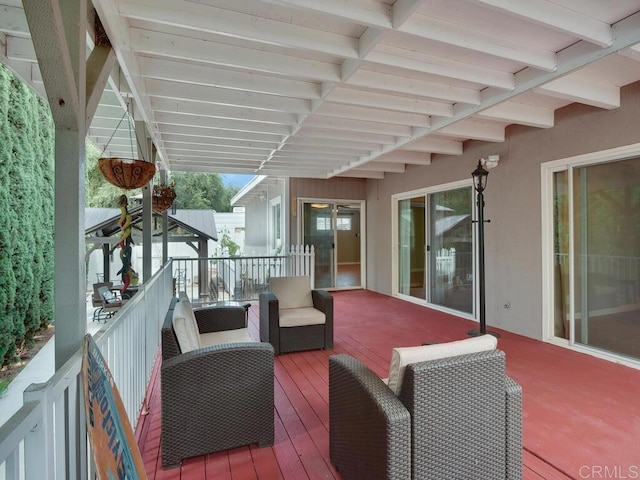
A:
[200,328,253,346]
[279,307,326,327]
[269,276,313,309]
[387,334,498,395]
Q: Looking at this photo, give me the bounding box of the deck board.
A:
[139,289,640,479]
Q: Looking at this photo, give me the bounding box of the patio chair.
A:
[329,335,522,480]
[92,283,127,322]
[160,295,274,469]
[259,275,333,355]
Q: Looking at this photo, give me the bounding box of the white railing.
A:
[435,247,456,287]
[288,245,315,288]
[172,245,317,303]
[0,263,173,480]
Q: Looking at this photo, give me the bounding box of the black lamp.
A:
[469,160,499,337]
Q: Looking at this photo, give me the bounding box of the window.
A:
[336,217,351,231]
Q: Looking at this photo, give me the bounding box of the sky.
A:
[220,174,254,188]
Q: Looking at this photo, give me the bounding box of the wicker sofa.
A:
[329,336,522,480]
[160,296,274,469]
[259,275,333,355]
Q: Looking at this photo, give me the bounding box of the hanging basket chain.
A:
[99,102,147,163]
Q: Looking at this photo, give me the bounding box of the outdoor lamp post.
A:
[469,160,499,337]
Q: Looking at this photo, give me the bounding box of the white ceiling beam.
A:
[347,69,481,104]
[129,28,341,82]
[376,150,431,165]
[164,139,279,152]
[304,115,412,137]
[316,102,429,127]
[137,57,321,99]
[398,14,556,71]
[280,145,372,156]
[285,136,383,151]
[144,78,311,113]
[618,44,640,62]
[154,113,292,137]
[121,0,359,58]
[325,86,453,117]
[477,101,554,129]
[167,146,271,158]
[160,132,279,148]
[402,137,463,155]
[438,119,505,143]
[336,169,385,179]
[366,46,514,89]
[298,127,397,145]
[158,125,283,144]
[151,100,298,128]
[170,164,261,174]
[391,0,423,29]
[471,0,613,47]
[536,77,620,110]
[258,0,392,29]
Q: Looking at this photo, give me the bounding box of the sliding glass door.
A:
[396,185,474,314]
[551,156,640,360]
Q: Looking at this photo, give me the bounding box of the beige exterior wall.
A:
[366,81,640,340]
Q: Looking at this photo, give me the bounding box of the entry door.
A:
[301,201,363,289]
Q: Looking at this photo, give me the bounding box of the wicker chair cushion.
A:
[279,307,326,327]
[172,301,201,353]
[200,328,254,346]
[387,334,498,395]
[269,276,313,309]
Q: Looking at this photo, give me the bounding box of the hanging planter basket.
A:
[152,183,177,213]
[98,157,156,190]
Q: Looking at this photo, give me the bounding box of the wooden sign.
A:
[82,334,147,479]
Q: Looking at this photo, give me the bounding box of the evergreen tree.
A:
[0,64,54,365]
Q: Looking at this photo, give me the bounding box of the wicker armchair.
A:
[329,350,522,480]
[259,276,333,355]
[160,298,274,469]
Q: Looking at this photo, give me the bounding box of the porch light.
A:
[471,160,489,193]
[469,160,499,338]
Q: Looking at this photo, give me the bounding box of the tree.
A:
[0,64,54,366]
[171,172,239,212]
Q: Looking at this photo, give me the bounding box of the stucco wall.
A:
[366,81,640,340]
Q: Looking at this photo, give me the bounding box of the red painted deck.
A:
[136,290,640,480]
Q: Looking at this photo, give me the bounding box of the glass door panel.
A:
[572,158,640,359]
[429,188,473,313]
[303,203,334,288]
[398,197,426,299]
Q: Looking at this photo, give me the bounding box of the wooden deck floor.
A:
[136,290,640,480]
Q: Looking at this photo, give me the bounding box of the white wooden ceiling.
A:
[3,0,640,180]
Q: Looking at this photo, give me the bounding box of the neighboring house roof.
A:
[435,215,470,238]
[85,207,218,241]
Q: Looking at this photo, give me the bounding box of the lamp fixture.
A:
[469,160,499,338]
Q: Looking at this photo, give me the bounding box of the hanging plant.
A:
[98,158,156,190]
[97,103,156,190]
[152,181,177,213]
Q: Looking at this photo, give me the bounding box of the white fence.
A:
[0,263,173,480]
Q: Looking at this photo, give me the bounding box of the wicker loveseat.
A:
[329,336,522,480]
[259,275,333,355]
[160,296,274,469]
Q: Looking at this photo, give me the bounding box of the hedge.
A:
[0,63,54,367]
